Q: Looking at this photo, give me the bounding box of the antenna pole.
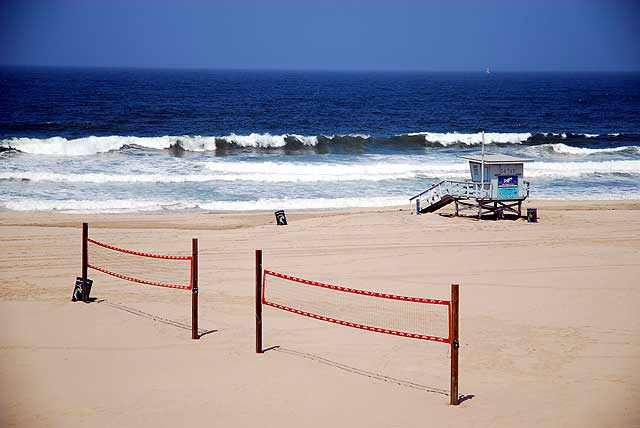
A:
[480,130,486,200]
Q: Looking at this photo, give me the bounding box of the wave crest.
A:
[1,131,637,155]
[0,135,218,156]
[529,143,640,156]
[395,132,637,147]
[406,132,533,146]
[0,133,374,156]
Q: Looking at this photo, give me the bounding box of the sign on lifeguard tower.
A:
[497,175,518,199]
[410,150,533,219]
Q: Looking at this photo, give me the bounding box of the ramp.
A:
[410,180,489,214]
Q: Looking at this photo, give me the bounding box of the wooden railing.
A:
[410,180,530,212]
[410,180,492,204]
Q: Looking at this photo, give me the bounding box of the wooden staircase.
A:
[410,180,491,214]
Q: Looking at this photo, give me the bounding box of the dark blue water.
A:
[1,67,639,212]
[2,67,639,139]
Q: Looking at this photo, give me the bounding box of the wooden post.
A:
[82,222,88,303]
[191,238,199,340]
[450,283,460,405]
[256,249,263,353]
[518,200,522,218]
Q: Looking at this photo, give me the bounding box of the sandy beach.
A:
[1,200,639,427]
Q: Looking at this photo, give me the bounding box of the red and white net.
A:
[87,238,192,291]
[263,270,451,343]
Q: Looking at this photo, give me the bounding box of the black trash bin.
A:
[274,210,287,225]
[527,208,538,223]
[72,277,93,302]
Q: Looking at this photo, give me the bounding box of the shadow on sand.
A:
[438,212,523,221]
[96,299,217,337]
[271,347,473,402]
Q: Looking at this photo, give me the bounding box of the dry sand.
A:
[1,200,639,427]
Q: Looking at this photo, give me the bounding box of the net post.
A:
[256,249,263,354]
[82,222,88,303]
[191,238,199,340]
[450,283,460,405]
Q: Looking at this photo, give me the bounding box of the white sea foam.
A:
[321,134,370,139]
[404,132,618,146]
[527,160,640,177]
[407,132,533,146]
[202,160,468,181]
[2,132,627,155]
[0,172,219,183]
[202,160,462,177]
[0,160,464,183]
[0,135,218,156]
[4,158,638,184]
[556,133,601,139]
[0,133,329,156]
[217,133,318,147]
[531,191,640,200]
[198,196,408,211]
[6,185,640,214]
[0,170,416,183]
[1,196,408,213]
[530,143,640,155]
[1,199,196,213]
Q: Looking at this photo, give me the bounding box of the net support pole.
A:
[255,249,263,354]
[450,283,460,405]
[82,222,88,303]
[191,238,199,340]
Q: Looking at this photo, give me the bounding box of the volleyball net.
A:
[87,238,193,291]
[254,250,460,405]
[262,270,450,343]
[77,223,200,340]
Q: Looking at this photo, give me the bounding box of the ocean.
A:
[1,67,639,213]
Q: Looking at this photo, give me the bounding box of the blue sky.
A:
[1,0,638,71]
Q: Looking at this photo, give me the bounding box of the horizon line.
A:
[1,64,640,73]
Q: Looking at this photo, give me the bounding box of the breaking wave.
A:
[405,132,533,146]
[528,143,640,156]
[0,135,216,156]
[0,134,370,156]
[2,132,637,155]
[397,132,639,147]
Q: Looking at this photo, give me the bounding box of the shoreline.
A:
[1,199,639,229]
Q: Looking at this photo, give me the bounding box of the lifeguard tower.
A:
[410,137,533,219]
